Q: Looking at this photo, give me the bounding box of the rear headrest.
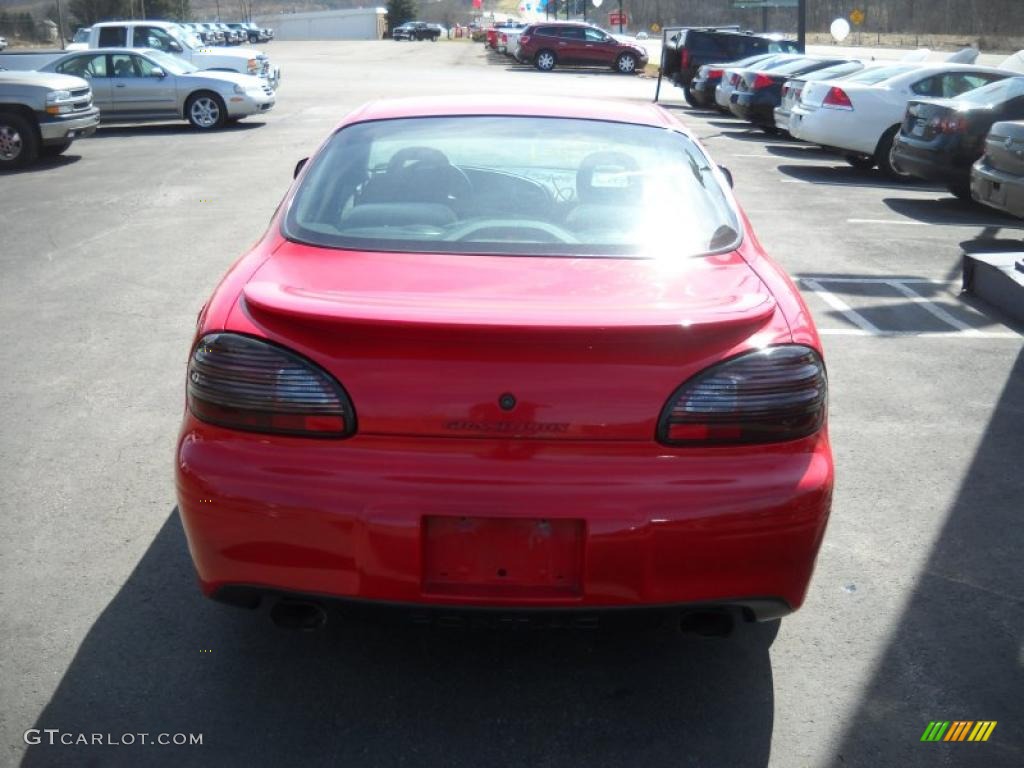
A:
[576,151,642,204]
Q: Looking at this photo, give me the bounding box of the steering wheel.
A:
[442,219,580,244]
[385,146,474,205]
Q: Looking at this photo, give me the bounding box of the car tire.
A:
[39,139,72,157]
[249,33,258,43]
[843,154,876,170]
[616,53,638,74]
[875,125,912,180]
[186,92,228,130]
[683,84,699,107]
[0,111,38,170]
[535,50,557,72]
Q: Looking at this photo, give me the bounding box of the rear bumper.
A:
[789,106,874,155]
[38,108,100,143]
[176,416,833,612]
[892,136,975,185]
[730,93,775,126]
[774,107,790,133]
[971,159,1024,218]
[689,78,719,105]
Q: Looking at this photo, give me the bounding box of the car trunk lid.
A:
[237,244,781,441]
[985,120,1024,175]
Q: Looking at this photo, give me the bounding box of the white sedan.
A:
[789,61,1019,177]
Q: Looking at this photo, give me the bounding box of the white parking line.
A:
[817,328,1019,339]
[847,218,927,226]
[800,278,882,334]
[885,280,983,336]
[798,276,1021,340]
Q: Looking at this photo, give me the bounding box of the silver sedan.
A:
[40,48,275,130]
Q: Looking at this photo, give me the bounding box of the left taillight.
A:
[187,333,355,438]
[657,345,827,446]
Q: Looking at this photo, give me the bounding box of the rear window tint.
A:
[845,65,915,85]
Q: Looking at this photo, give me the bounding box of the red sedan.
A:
[176,96,833,633]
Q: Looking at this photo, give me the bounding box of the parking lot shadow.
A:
[777,164,943,191]
[828,348,1024,766]
[764,144,837,161]
[93,121,267,139]
[2,153,82,174]
[883,197,1024,229]
[22,511,778,768]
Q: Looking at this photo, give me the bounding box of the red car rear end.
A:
[176,97,832,630]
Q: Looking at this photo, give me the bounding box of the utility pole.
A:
[55,0,66,48]
[797,0,806,51]
[617,0,622,33]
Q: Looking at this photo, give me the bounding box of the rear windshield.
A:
[802,61,863,81]
[957,75,1024,105]
[768,57,828,76]
[284,116,740,258]
[844,65,916,85]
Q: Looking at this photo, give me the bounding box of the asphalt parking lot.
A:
[1,40,1022,767]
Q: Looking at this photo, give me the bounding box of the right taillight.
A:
[823,86,853,110]
[187,332,355,438]
[520,34,530,44]
[680,49,691,68]
[657,345,827,446]
[708,68,723,78]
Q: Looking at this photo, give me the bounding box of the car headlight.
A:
[247,58,258,73]
[45,89,74,114]
[233,84,245,94]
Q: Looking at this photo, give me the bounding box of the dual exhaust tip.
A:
[268,598,736,637]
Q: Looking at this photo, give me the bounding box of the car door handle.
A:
[115,83,126,88]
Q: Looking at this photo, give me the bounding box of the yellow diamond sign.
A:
[850,9,865,25]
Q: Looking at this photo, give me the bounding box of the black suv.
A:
[663,28,801,104]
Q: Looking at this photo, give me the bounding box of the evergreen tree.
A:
[387,0,417,31]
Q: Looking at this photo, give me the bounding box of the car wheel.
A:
[843,154,876,170]
[186,92,227,130]
[535,50,556,71]
[39,139,72,157]
[249,33,258,43]
[616,53,637,74]
[0,112,38,170]
[683,84,699,107]
[875,125,912,180]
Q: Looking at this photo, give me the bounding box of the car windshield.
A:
[72,28,90,42]
[285,116,740,258]
[768,41,801,53]
[956,75,1024,105]
[145,49,197,74]
[171,26,203,49]
[844,65,916,85]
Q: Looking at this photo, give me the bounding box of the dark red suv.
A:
[517,22,648,74]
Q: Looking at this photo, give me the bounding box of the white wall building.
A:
[255,8,388,41]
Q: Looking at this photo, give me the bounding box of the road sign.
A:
[850,8,865,25]
[608,10,627,26]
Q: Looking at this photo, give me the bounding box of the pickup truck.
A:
[392,22,441,41]
[66,21,281,88]
[0,69,100,169]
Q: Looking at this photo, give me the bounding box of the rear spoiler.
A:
[998,50,1024,73]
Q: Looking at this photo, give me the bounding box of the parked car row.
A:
[485,20,648,75]
[0,39,277,169]
[676,43,1024,218]
[181,22,273,45]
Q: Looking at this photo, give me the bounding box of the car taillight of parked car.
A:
[657,345,827,446]
[931,114,967,134]
[187,333,356,438]
[752,73,774,90]
[520,34,530,44]
[729,73,740,86]
[822,87,853,110]
[707,69,723,79]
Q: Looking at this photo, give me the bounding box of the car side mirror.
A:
[719,165,734,188]
[294,157,308,179]
[151,67,166,78]
[169,41,183,53]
